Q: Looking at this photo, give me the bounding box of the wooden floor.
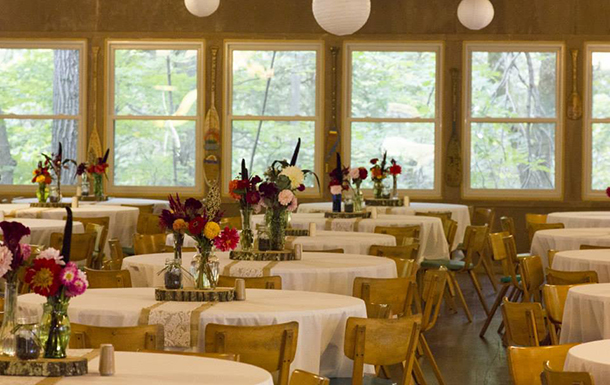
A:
[421,273,510,385]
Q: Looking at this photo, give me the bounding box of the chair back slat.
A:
[69,323,164,351]
[507,344,579,385]
[546,268,599,285]
[85,268,133,288]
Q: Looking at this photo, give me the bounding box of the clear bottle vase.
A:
[353,188,364,212]
[173,232,184,263]
[0,281,17,357]
[373,180,384,199]
[36,183,49,203]
[193,245,219,290]
[240,207,254,251]
[265,209,288,251]
[39,298,71,359]
[93,174,104,201]
[391,175,399,199]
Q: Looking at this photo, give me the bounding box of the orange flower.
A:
[228,180,241,200]
[172,219,188,233]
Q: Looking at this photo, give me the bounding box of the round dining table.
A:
[0,203,30,216]
[12,197,169,214]
[560,283,610,344]
[531,228,610,269]
[564,340,610,385]
[123,251,397,295]
[13,205,139,250]
[297,201,470,250]
[252,213,449,262]
[552,249,610,283]
[0,349,273,385]
[0,218,84,247]
[548,211,610,229]
[18,288,365,378]
[168,230,396,256]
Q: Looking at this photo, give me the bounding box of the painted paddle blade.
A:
[62,207,73,262]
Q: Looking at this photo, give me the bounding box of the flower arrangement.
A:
[41,143,76,202]
[160,194,239,289]
[32,161,52,203]
[229,160,262,251]
[349,166,368,211]
[370,152,389,199]
[259,139,318,250]
[329,153,349,196]
[76,149,109,200]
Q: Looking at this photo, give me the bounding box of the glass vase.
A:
[265,208,288,251]
[48,184,61,204]
[353,188,364,212]
[240,207,254,252]
[373,179,384,199]
[81,174,90,197]
[391,175,399,199]
[0,281,18,357]
[164,258,182,290]
[36,183,49,203]
[192,245,219,290]
[173,232,184,262]
[93,174,104,201]
[332,194,342,212]
[39,298,71,359]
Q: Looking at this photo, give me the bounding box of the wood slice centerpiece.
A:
[324,211,372,219]
[230,250,297,261]
[155,287,235,302]
[80,196,109,202]
[285,228,309,237]
[364,198,404,207]
[29,202,71,208]
[0,356,88,377]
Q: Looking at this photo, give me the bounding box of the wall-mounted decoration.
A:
[445,68,462,187]
[204,47,220,152]
[568,49,583,120]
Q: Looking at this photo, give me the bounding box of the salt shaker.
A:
[235,279,246,301]
[294,244,303,260]
[403,196,410,207]
[308,223,317,237]
[99,344,115,376]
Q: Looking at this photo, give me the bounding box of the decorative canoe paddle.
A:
[203,47,221,187]
[325,47,340,173]
[567,49,583,120]
[62,207,73,263]
[445,68,462,187]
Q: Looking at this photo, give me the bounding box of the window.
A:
[464,43,564,199]
[584,44,610,199]
[343,43,442,197]
[223,41,323,195]
[107,41,204,195]
[0,40,86,191]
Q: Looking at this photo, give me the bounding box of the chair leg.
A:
[479,284,510,338]
[449,273,473,322]
[443,286,458,315]
[420,334,446,385]
[467,270,490,315]
[413,359,428,385]
[481,254,498,293]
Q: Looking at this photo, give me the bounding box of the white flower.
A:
[38,248,65,266]
[0,246,13,278]
[280,166,304,189]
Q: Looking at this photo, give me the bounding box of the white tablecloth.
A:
[548,212,610,229]
[553,249,610,283]
[0,349,273,385]
[122,251,397,295]
[297,202,470,250]
[564,340,610,385]
[1,218,84,247]
[252,213,449,262]
[18,288,365,378]
[560,284,610,344]
[14,206,139,249]
[0,203,29,216]
[531,228,610,269]
[168,230,396,256]
[13,197,169,214]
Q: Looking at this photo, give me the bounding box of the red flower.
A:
[607,187,610,198]
[188,217,205,236]
[297,184,306,192]
[370,158,378,165]
[389,164,402,176]
[24,258,62,297]
[214,227,240,252]
[228,180,241,200]
[246,191,261,205]
[358,167,368,180]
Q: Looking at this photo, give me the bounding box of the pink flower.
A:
[0,246,13,279]
[38,248,65,266]
[278,190,295,206]
[349,168,360,180]
[20,244,32,261]
[330,185,343,195]
[65,269,88,297]
[60,262,79,286]
[288,196,298,212]
[214,227,240,252]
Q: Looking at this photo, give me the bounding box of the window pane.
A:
[592,52,610,118]
[350,122,435,189]
[0,119,78,185]
[232,50,317,117]
[231,120,315,186]
[470,123,555,189]
[0,48,80,115]
[114,49,198,116]
[591,124,610,190]
[351,51,436,119]
[471,51,557,118]
[113,120,196,186]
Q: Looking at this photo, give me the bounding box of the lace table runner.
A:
[222,260,280,277]
[324,218,367,232]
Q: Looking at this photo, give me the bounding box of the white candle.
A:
[308,222,317,237]
[99,344,115,376]
[403,196,410,207]
[76,186,82,197]
[71,196,79,208]
[294,244,303,260]
[235,279,246,301]
[371,207,378,219]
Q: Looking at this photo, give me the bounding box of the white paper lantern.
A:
[457,0,494,30]
[312,0,371,36]
[185,0,220,17]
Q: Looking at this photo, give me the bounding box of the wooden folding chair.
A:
[546,269,599,285]
[70,323,164,351]
[507,344,579,385]
[217,275,282,290]
[85,268,133,288]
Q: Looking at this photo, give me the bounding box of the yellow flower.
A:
[204,222,221,240]
[32,170,37,176]
[35,175,46,184]
[172,219,188,233]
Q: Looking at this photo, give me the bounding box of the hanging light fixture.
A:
[184,0,220,17]
[457,0,494,30]
[312,0,371,36]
